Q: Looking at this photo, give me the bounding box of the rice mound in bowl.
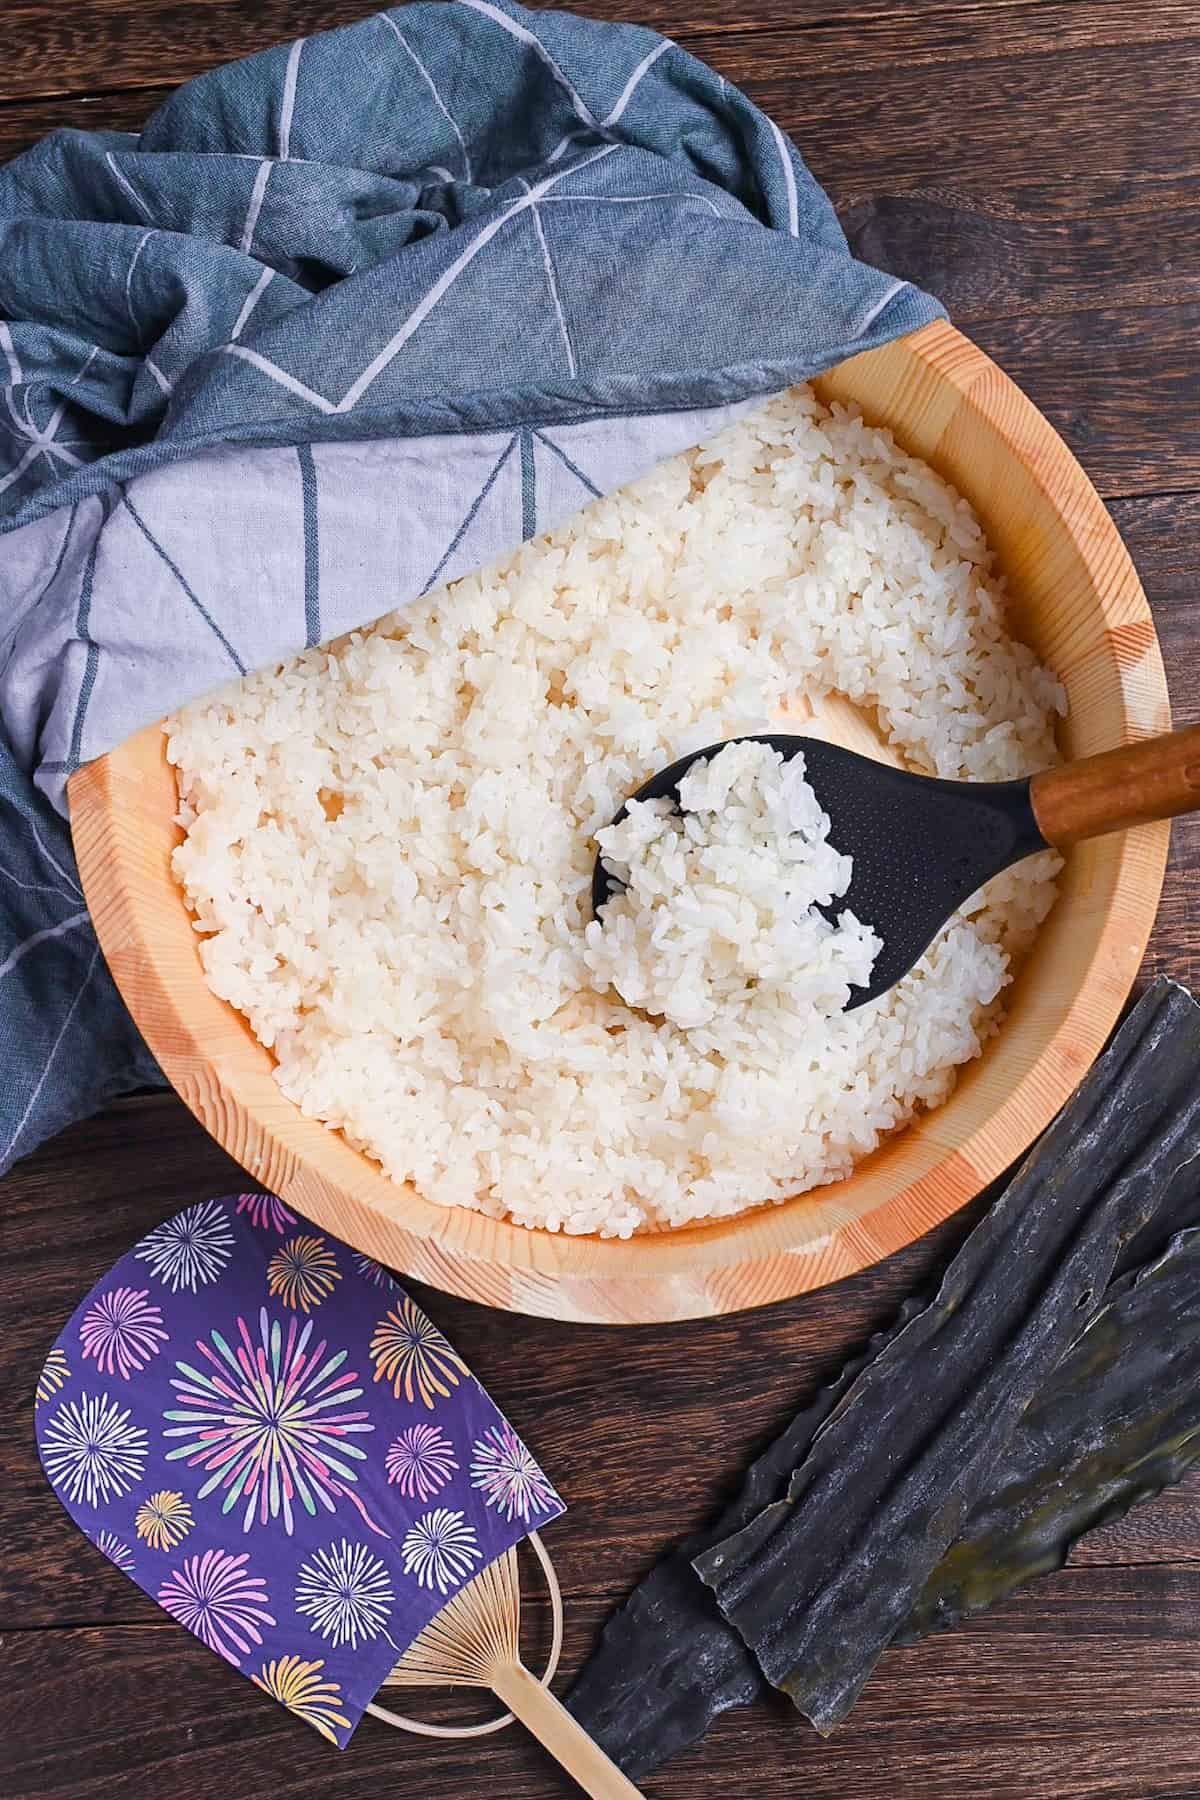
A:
[586,739,884,1037]
[168,387,1064,1239]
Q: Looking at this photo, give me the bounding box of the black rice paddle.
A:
[591,721,1200,1008]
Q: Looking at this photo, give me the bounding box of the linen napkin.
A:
[0,0,941,1173]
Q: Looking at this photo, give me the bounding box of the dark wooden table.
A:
[4,2,1200,1795]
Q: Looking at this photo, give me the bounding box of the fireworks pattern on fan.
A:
[95,1530,136,1573]
[252,1655,352,1744]
[35,1195,564,1748]
[162,1307,383,1537]
[136,1489,195,1552]
[352,1252,397,1290]
[135,1200,234,1293]
[79,1287,168,1379]
[36,1346,69,1405]
[295,1539,398,1651]
[369,1295,469,1408]
[267,1234,341,1313]
[471,1420,561,1523]
[386,1423,459,1502]
[400,1507,483,1596]
[236,1192,297,1233]
[158,1548,276,1667]
[41,1390,148,1507]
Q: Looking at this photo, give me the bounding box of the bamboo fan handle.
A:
[490,1660,645,1800]
[1030,723,1200,850]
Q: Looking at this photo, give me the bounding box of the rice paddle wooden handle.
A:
[1030,723,1200,849]
[490,1659,646,1799]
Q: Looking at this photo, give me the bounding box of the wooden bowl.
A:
[69,320,1171,1324]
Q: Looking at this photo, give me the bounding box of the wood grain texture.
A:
[0,89,169,159]
[5,0,1187,103]
[0,1096,984,1633]
[6,1101,1200,1798]
[1115,495,1200,990]
[1029,723,1200,849]
[13,1570,1200,1800]
[68,321,1171,1323]
[788,39,1200,194]
[6,0,1200,1792]
[2,10,1199,502]
[837,183,1200,321]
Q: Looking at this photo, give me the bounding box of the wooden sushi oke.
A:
[69,321,1171,1323]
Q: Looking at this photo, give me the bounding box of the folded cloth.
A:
[0,0,942,1173]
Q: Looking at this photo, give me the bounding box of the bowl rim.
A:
[69,320,1171,1323]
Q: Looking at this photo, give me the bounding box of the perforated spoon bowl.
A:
[591,722,1200,1009]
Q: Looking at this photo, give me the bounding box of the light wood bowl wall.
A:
[69,321,1171,1323]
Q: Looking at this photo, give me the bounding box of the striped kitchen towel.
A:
[0,0,941,1170]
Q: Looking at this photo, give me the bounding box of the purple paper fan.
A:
[35,1196,564,1747]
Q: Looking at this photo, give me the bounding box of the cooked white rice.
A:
[585,740,882,1038]
[168,386,1065,1238]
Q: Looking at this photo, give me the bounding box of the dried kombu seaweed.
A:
[566,1300,924,1778]
[694,980,1200,1733]
[899,1220,1200,1641]
[568,979,1200,1774]
[573,1221,1200,1776]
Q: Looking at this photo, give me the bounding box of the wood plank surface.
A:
[11,1565,1200,1800]
[7,0,1191,105]
[4,0,1200,1794]
[7,1093,1200,1797]
[2,10,1198,499]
